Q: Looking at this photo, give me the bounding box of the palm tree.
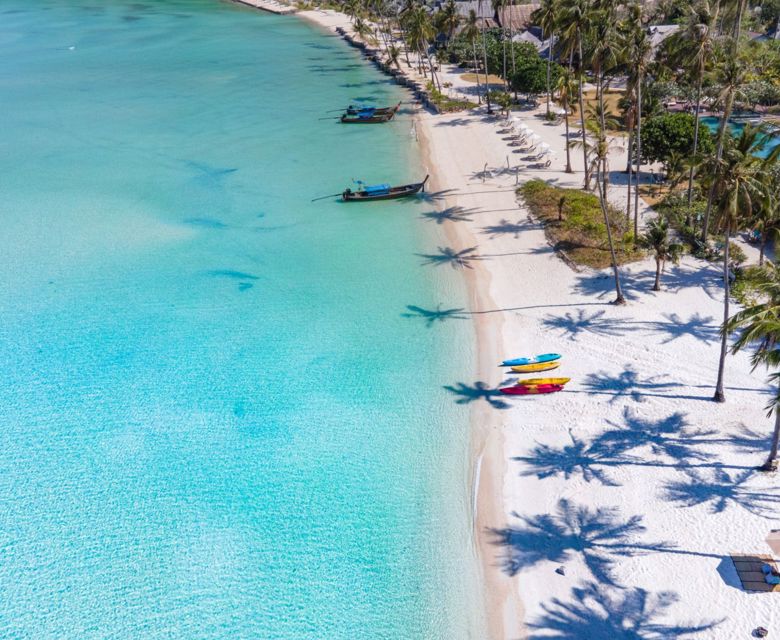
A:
[700,56,746,243]
[670,0,717,205]
[533,0,559,118]
[640,217,683,291]
[555,68,577,173]
[559,0,593,189]
[405,5,441,90]
[592,135,627,304]
[726,263,780,470]
[478,0,494,113]
[622,3,651,243]
[436,0,460,44]
[711,124,765,402]
[462,10,484,104]
[590,6,620,193]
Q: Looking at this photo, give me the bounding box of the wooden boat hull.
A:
[514,377,570,386]
[342,175,429,202]
[500,384,564,395]
[510,361,560,373]
[345,101,401,115]
[501,353,561,367]
[340,112,395,124]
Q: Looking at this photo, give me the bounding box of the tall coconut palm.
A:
[711,124,765,402]
[670,0,718,205]
[640,217,683,291]
[700,55,746,243]
[622,3,651,243]
[461,10,484,104]
[592,134,627,304]
[533,0,559,118]
[477,0,494,113]
[437,0,461,44]
[559,0,594,189]
[590,6,620,194]
[726,263,780,471]
[406,5,441,90]
[555,68,577,173]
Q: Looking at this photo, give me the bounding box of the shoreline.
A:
[238,2,780,637]
[291,6,515,637]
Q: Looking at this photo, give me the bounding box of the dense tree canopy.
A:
[640,112,715,167]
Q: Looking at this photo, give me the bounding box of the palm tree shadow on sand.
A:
[443,381,511,410]
[526,582,722,639]
[662,465,780,518]
[420,206,480,224]
[416,246,481,269]
[401,304,469,327]
[489,499,677,586]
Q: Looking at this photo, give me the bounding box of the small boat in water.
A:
[342,175,429,201]
[341,109,396,124]
[501,353,561,367]
[500,384,564,395]
[510,361,560,373]
[345,101,401,116]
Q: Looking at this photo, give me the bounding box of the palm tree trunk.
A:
[686,72,704,205]
[626,128,633,224]
[546,33,554,117]
[577,33,589,189]
[761,405,780,470]
[502,33,508,91]
[653,257,661,291]
[714,225,731,402]
[472,41,483,104]
[597,69,608,194]
[481,27,493,113]
[633,73,642,244]
[564,103,573,173]
[596,163,626,304]
[701,91,735,243]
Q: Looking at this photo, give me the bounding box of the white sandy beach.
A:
[293,7,780,638]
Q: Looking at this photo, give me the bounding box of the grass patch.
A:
[519,179,643,268]
[569,89,625,133]
[460,72,505,87]
[426,82,476,112]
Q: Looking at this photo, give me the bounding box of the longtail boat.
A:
[345,101,402,115]
[342,175,429,202]
[340,109,396,124]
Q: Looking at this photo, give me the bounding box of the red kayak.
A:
[500,384,564,395]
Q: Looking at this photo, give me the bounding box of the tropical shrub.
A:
[640,112,714,167]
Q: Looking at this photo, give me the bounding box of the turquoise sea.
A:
[0,1,480,638]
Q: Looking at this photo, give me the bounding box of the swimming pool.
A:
[701,115,780,158]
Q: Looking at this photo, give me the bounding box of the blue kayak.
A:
[501,353,561,367]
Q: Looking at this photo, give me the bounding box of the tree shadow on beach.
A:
[581,367,707,403]
[527,582,722,639]
[420,206,480,224]
[662,466,780,518]
[419,188,459,205]
[480,218,528,239]
[490,499,676,586]
[417,246,481,269]
[401,304,469,326]
[573,262,724,302]
[443,381,511,409]
[542,309,626,340]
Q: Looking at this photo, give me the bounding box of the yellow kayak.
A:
[510,361,560,373]
[516,377,570,386]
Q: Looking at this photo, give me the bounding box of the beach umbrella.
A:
[768,530,780,557]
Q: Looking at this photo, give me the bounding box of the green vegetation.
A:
[519,180,643,269]
[640,113,714,170]
[425,82,476,112]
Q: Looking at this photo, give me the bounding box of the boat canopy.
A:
[363,183,391,194]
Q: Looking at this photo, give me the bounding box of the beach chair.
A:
[730,554,780,592]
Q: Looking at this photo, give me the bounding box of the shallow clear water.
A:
[0,2,478,638]
[701,115,780,158]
